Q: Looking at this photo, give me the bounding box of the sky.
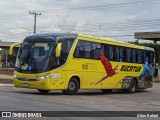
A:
[0,0,160,43]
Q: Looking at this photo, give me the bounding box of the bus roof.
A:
[78,33,154,51]
[24,33,154,51]
[25,33,78,40]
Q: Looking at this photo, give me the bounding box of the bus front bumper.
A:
[13,77,51,90]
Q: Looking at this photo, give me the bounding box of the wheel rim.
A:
[69,82,76,90]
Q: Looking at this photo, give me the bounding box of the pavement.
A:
[0,83,160,120]
[0,73,160,119]
[0,74,13,84]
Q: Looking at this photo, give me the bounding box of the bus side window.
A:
[143,51,146,64]
[112,46,120,61]
[74,42,80,57]
[137,50,142,63]
[126,48,131,62]
[120,47,123,61]
[109,46,113,60]
[84,41,91,59]
[150,52,154,63]
[61,39,74,64]
[122,47,126,62]
[79,43,85,58]
[146,51,154,63]
[132,49,136,63]
[91,42,101,59]
[104,44,110,59]
[116,47,120,61]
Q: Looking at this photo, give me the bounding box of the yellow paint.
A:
[13,34,144,90]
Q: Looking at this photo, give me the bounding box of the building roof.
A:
[0,41,18,49]
[135,31,160,41]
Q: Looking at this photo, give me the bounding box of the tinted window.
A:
[126,48,131,62]
[142,51,145,64]
[109,46,113,60]
[132,49,136,62]
[150,52,154,63]
[146,51,154,63]
[120,47,123,61]
[61,39,74,64]
[116,47,120,61]
[112,46,120,61]
[137,50,142,63]
[104,44,110,59]
[122,48,126,62]
[74,40,102,59]
[91,43,102,59]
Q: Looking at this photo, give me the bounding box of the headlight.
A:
[14,74,17,78]
[36,75,50,80]
[13,74,50,81]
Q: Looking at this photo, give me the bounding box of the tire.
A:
[101,89,112,93]
[62,77,79,95]
[37,90,50,94]
[127,79,137,93]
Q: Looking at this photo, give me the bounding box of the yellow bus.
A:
[9,33,154,95]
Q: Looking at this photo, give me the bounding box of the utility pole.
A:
[29,11,41,34]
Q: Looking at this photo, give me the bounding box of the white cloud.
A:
[0,0,160,42]
[9,28,28,34]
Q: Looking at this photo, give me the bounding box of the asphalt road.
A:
[0,83,160,120]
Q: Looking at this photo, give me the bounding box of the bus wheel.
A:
[101,89,112,93]
[62,78,79,95]
[127,79,137,93]
[37,90,50,94]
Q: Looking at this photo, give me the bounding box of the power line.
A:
[36,0,160,13]
[0,0,159,21]
[1,32,32,39]
[0,12,28,20]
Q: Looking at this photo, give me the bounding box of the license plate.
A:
[23,83,30,87]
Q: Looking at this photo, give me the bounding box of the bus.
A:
[9,33,154,95]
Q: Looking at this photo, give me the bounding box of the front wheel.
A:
[37,90,50,94]
[127,79,137,93]
[62,78,79,95]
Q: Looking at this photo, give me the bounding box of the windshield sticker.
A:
[35,43,48,47]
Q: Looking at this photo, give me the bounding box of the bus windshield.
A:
[15,39,55,72]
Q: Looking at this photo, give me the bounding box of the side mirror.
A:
[9,42,21,55]
[55,43,62,57]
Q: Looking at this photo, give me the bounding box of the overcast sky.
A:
[0,0,160,42]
